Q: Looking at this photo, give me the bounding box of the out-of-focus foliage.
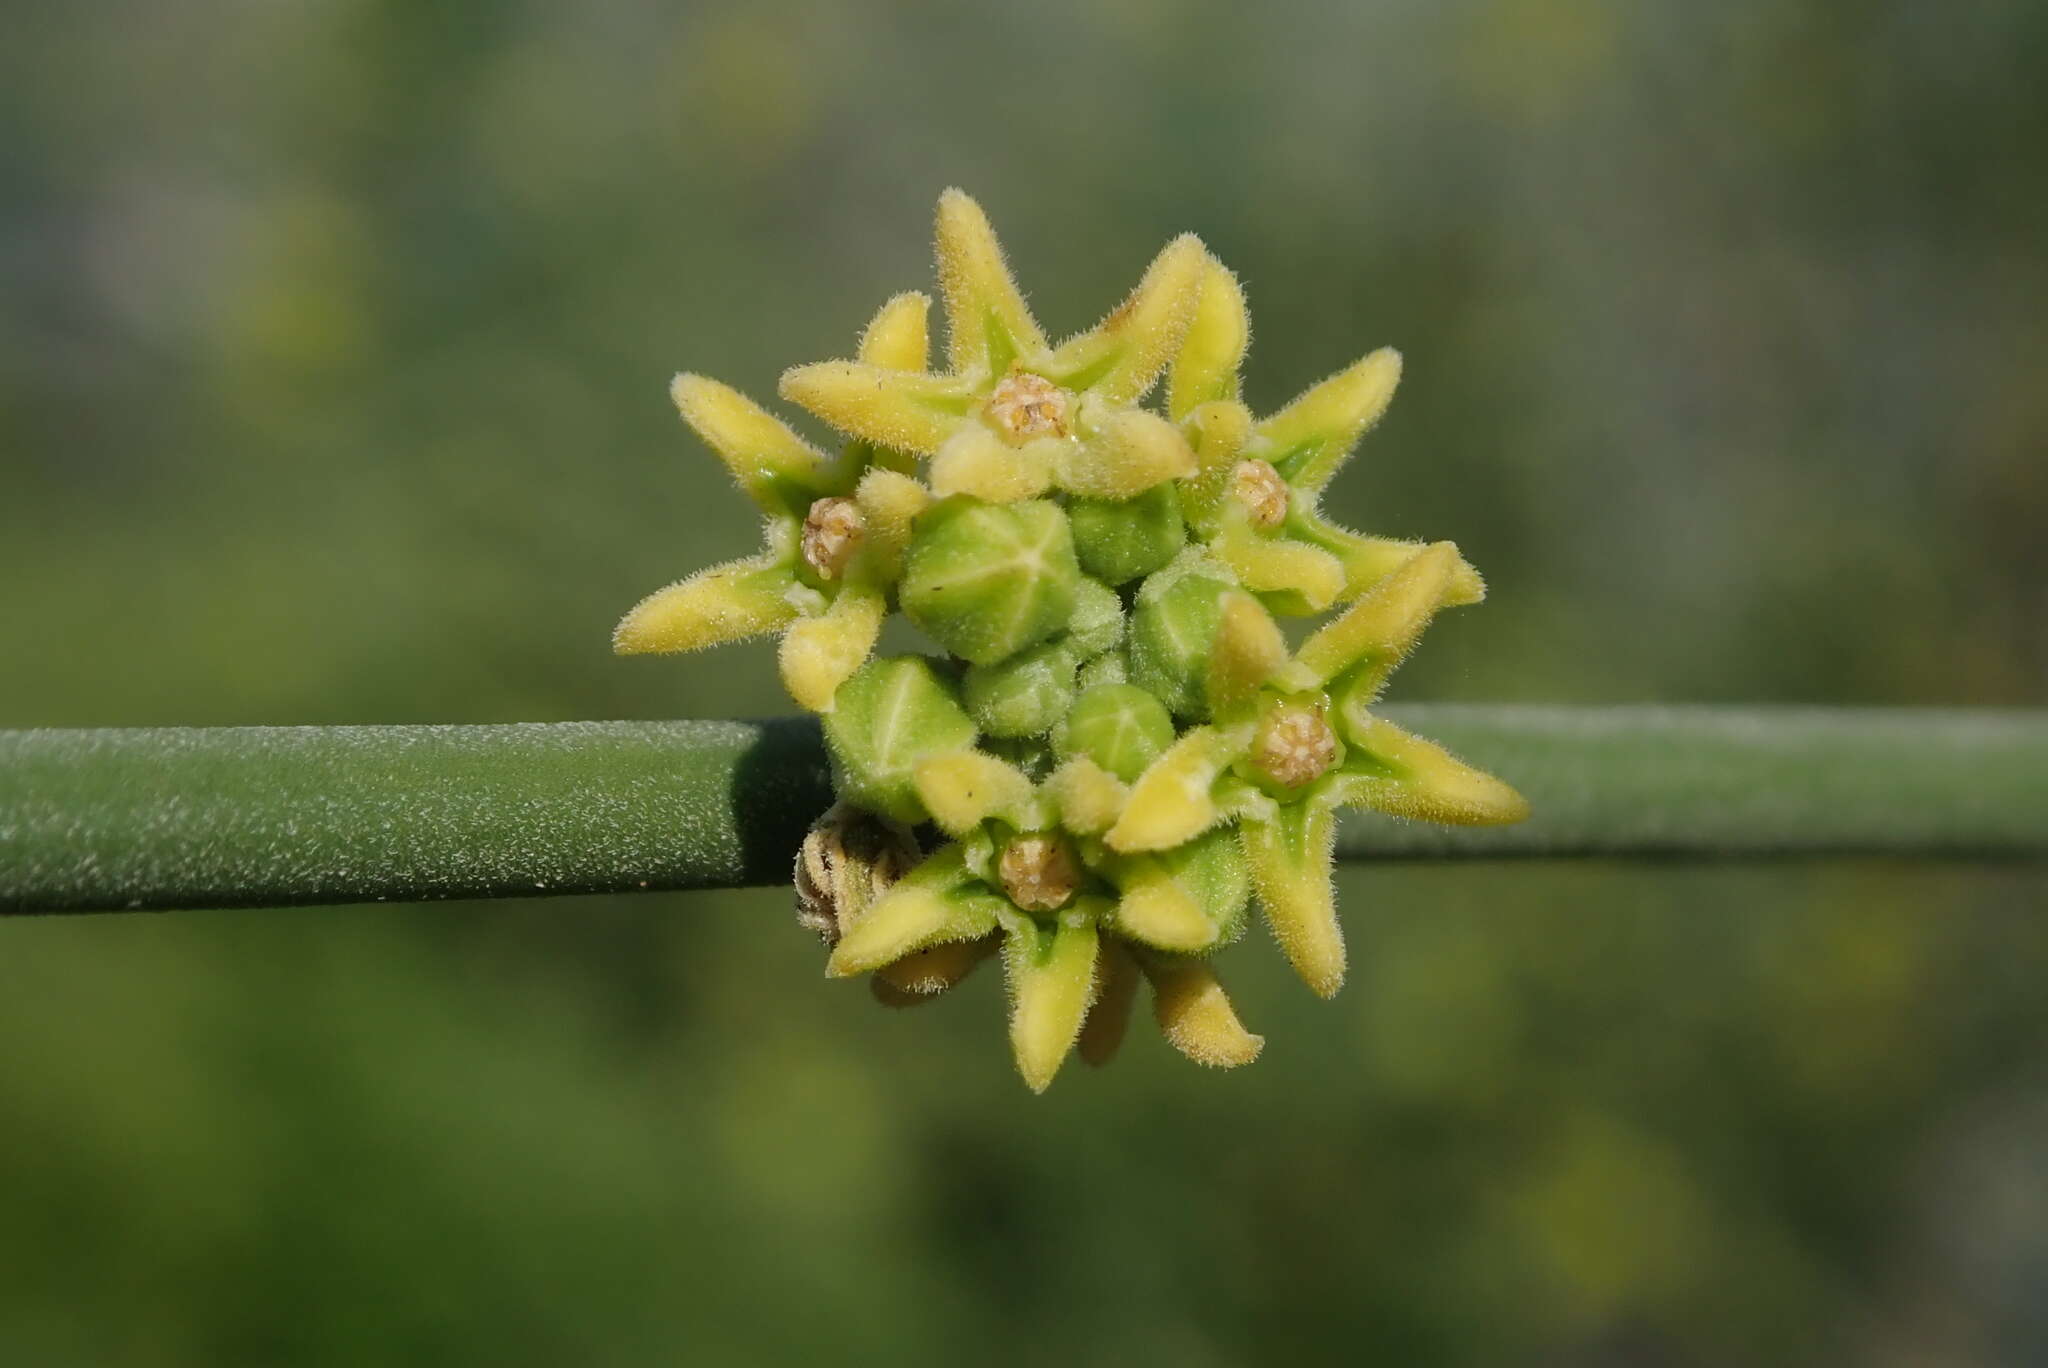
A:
[1,1,2043,1363]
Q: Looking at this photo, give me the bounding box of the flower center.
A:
[1253,703,1339,788]
[998,834,1080,913]
[984,371,1071,443]
[1229,458,1290,529]
[800,497,864,580]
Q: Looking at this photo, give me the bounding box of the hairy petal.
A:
[859,291,932,372]
[1077,940,1142,1067]
[1239,803,1344,998]
[827,845,1001,977]
[1004,912,1102,1094]
[1047,233,1207,404]
[779,584,885,712]
[1331,714,1531,826]
[670,374,851,514]
[1145,956,1264,1067]
[935,188,1049,374]
[1255,348,1402,494]
[1168,256,1250,421]
[1291,541,1459,691]
[613,553,801,655]
[779,361,973,456]
[1106,726,1236,853]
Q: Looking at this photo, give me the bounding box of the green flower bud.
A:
[1076,653,1128,689]
[823,656,978,824]
[1067,483,1185,586]
[1127,554,1237,720]
[1053,683,1176,783]
[1067,576,1125,659]
[901,496,1081,666]
[963,639,1080,739]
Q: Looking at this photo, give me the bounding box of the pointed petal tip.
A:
[859,292,933,371]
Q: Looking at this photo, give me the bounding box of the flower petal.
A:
[935,188,1049,375]
[1291,540,1458,691]
[870,933,998,1006]
[778,583,884,712]
[826,845,1000,977]
[612,553,801,655]
[1239,803,1344,998]
[1167,257,1250,421]
[1077,939,1142,1067]
[911,747,1042,837]
[1330,714,1530,826]
[1255,347,1401,494]
[858,291,932,372]
[1004,913,1101,1093]
[670,374,852,514]
[1105,726,1235,853]
[1144,956,1264,1067]
[779,361,974,456]
[1046,233,1207,404]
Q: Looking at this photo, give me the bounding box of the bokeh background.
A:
[4,1,2046,1363]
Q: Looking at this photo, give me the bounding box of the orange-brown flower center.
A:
[998,834,1080,912]
[1229,458,1290,529]
[800,496,864,579]
[985,371,1071,443]
[1253,703,1339,788]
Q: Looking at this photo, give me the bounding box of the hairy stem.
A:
[2,707,2042,915]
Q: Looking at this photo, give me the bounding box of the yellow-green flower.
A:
[1169,256,1487,615]
[821,739,1263,1092]
[1106,543,1527,996]
[612,295,934,712]
[779,189,1208,506]
[609,190,1530,1091]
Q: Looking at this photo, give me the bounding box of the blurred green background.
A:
[4,1,2045,1363]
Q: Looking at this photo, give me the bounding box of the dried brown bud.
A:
[800,497,865,580]
[794,803,921,944]
[984,370,1071,443]
[1228,458,1290,529]
[1252,702,1339,789]
[998,834,1082,913]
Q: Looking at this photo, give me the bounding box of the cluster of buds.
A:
[615,191,1528,1091]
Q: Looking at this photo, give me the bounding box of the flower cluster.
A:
[616,191,1527,1091]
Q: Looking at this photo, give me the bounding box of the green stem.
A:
[2,707,2043,915]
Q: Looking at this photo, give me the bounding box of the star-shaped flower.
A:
[778,190,1209,507]
[611,294,936,712]
[1166,256,1487,616]
[818,720,1265,1092]
[1105,542,1529,997]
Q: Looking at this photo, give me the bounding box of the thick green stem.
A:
[2,707,2043,915]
